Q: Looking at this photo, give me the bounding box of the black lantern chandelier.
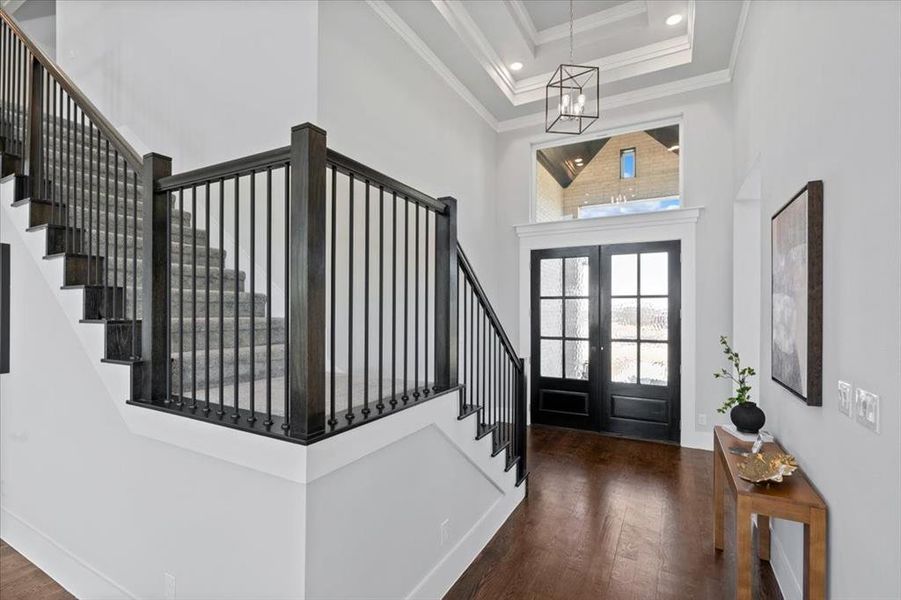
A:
[545,0,599,135]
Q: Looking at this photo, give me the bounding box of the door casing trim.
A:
[515,208,709,450]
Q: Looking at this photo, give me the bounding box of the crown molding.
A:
[431,0,518,104]
[365,0,499,130]
[729,0,752,76]
[496,68,731,133]
[435,0,696,107]
[502,0,538,57]
[535,0,648,46]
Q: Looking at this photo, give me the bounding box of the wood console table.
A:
[713,426,827,600]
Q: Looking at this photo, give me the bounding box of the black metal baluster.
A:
[483,308,487,425]
[346,173,354,423]
[362,181,370,418]
[218,178,225,416]
[249,172,256,423]
[413,202,420,399]
[51,81,56,223]
[205,181,211,414]
[232,176,239,419]
[87,113,93,285]
[178,188,184,408]
[79,110,84,258]
[463,276,468,407]
[94,129,100,293]
[103,140,109,320]
[377,186,385,413]
[65,95,70,253]
[113,150,120,320]
[424,209,430,395]
[265,167,272,426]
[165,182,172,405]
[282,164,290,430]
[329,165,337,427]
[390,191,397,409]
[402,198,409,403]
[192,184,198,409]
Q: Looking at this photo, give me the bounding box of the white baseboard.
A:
[0,506,137,600]
[406,481,526,599]
[681,429,714,451]
[770,527,803,600]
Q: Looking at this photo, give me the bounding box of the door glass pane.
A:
[564,340,590,380]
[540,339,562,377]
[564,257,589,296]
[640,252,668,295]
[640,298,668,341]
[611,298,637,340]
[611,342,637,383]
[540,299,562,337]
[540,259,562,296]
[564,298,589,338]
[640,342,668,385]
[611,254,638,295]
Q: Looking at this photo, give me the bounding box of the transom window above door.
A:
[539,256,590,380]
[534,123,681,222]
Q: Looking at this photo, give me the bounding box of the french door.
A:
[531,241,681,443]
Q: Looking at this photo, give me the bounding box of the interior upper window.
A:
[620,148,636,179]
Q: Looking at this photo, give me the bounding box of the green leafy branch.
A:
[713,335,757,413]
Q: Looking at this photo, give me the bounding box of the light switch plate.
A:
[837,381,852,417]
[855,388,880,433]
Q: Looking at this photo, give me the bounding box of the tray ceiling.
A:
[370,0,746,128]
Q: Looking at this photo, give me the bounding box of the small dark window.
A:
[620,148,636,179]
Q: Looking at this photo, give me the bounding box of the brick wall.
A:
[561,130,679,217]
[536,161,564,221]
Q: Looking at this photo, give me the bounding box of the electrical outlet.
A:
[698,414,707,426]
[164,573,176,600]
[440,519,450,547]
[837,381,852,417]
[855,388,880,433]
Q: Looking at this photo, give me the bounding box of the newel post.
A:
[141,153,172,403]
[25,56,43,198]
[434,196,459,390]
[287,123,327,440]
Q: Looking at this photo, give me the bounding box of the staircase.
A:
[0,8,527,482]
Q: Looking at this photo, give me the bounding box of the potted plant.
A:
[714,336,764,433]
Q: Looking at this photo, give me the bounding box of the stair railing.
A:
[1,10,526,481]
[457,245,528,483]
[2,10,145,366]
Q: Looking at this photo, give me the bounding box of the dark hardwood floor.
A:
[0,540,74,600]
[446,425,782,600]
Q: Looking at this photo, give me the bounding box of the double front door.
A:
[530,242,681,443]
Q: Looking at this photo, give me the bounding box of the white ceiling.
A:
[369,0,747,130]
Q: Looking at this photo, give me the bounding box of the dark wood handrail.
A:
[157,144,449,215]
[156,146,291,191]
[0,9,143,171]
[457,243,521,369]
[326,149,447,214]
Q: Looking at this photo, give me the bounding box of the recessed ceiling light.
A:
[665,14,683,26]
[509,62,524,71]
[668,144,680,152]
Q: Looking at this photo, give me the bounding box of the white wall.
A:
[317,1,500,302]
[10,0,56,59]
[54,0,318,170]
[732,2,901,598]
[0,179,308,600]
[495,85,736,441]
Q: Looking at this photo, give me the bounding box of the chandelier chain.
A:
[569,0,574,64]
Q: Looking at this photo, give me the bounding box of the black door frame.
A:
[529,246,600,431]
[600,241,681,443]
[529,241,681,443]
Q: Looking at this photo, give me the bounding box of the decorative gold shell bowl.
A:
[737,452,798,484]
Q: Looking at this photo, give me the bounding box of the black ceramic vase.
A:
[730,402,765,434]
